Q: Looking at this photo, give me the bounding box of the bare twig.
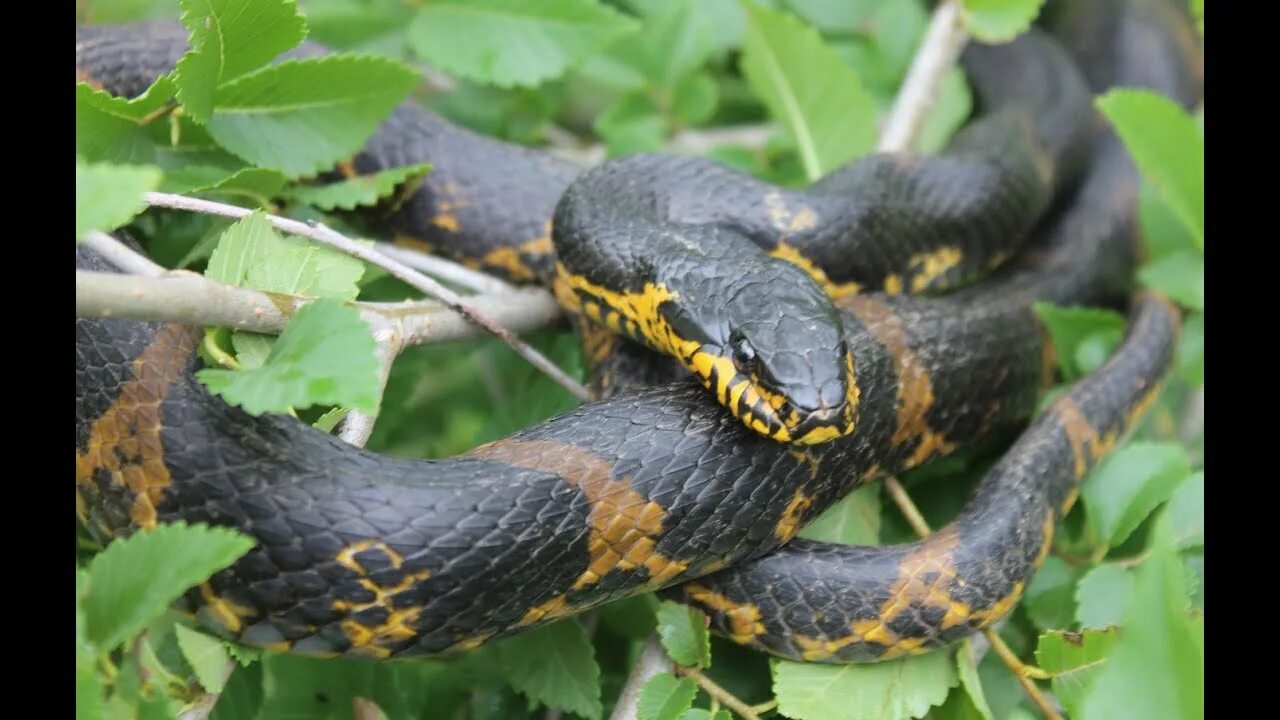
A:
[141,192,589,401]
[82,231,166,277]
[675,667,763,720]
[609,635,675,720]
[374,241,517,295]
[876,0,969,152]
[75,270,562,346]
[882,476,931,538]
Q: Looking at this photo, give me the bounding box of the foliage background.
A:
[75,0,1205,718]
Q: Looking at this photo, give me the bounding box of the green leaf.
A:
[678,711,731,720]
[198,299,381,415]
[76,80,176,164]
[205,210,367,300]
[176,624,234,693]
[497,620,602,720]
[76,161,163,240]
[175,0,309,121]
[940,638,994,720]
[1097,89,1204,248]
[286,163,431,211]
[1032,303,1126,382]
[1074,563,1134,630]
[1139,183,1197,261]
[204,55,418,178]
[608,0,713,89]
[655,602,710,668]
[165,166,289,206]
[313,407,351,433]
[799,484,880,545]
[1082,442,1191,550]
[671,72,719,126]
[739,2,877,181]
[1168,471,1204,549]
[208,661,264,720]
[773,652,957,720]
[599,594,659,639]
[1177,312,1204,387]
[638,673,697,720]
[1077,515,1203,719]
[1138,250,1204,311]
[1035,628,1119,718]
[625,0,745,53]
[407,0,640,88]
[230,333,275,370]
[961,0,1046,42]
[1022,556,1078,630]
[595,91,667,156]
[780,0,873,33]
[77,569,104,720]
[258,653,453,719]
[83,522,255,652]
[303,0,415,57]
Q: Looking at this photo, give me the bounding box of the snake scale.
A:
[75,0,1201,664]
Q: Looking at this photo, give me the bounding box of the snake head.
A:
[664,263,858,445]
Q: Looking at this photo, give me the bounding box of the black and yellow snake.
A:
[75,0,1201,662]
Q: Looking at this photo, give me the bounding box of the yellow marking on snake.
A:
[906,246,963,293]
[76,324,200,532]
[479,221,553,282]
[430,181,470,233]
[775,489,814,541]
[519,595,573,626]
[683,583,766,643]
[330,540,432,655]
[199,583,258,635]
[1055,397,1102,479]
[844,297,956,467]
[784,524,1038,660]
[764,191,818,233]
[471,439,690,605]
[769,242,863,298]
[883,273,904,295]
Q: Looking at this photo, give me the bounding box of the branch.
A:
[75,270,563,346]
[675,667,763,720]
[609,635,675,720]
[82,231,166,277]
[142,192,589,401]
[876,0,969,152]
[374,241,517,295]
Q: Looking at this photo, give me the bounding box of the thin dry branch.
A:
[609,635,676,720]
[877,0,969,152]
[142,192,588,401]
[82,231,166,277]
[75,270,563,346]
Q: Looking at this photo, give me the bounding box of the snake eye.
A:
[730,335,757,375]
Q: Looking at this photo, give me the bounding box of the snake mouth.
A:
[683,346,858,445]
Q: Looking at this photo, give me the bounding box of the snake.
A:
[75,0,1201,664]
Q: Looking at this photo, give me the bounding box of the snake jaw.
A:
[684,345,857,445]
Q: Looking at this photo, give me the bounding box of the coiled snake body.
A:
[75,0,1201,663]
